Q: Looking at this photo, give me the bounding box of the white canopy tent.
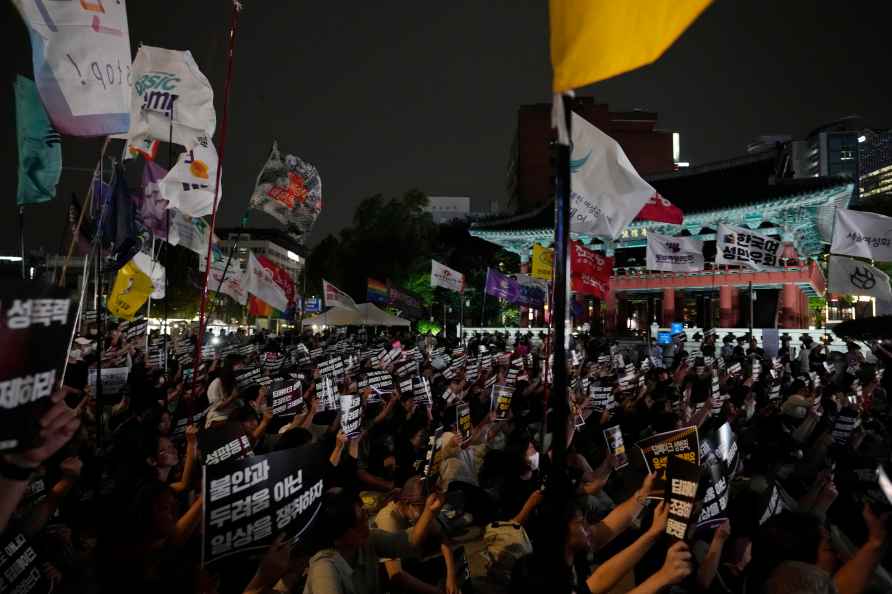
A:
[302,303,410,327]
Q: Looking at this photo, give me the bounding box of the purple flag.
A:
[485,268,521,303]
[134,161,170,240]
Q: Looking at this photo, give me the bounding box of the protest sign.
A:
[268,379,304,419]
[87,367,129,397]
[261,352,285,375]
[696,474,729,528]
[359,370,394,395]
[636,426,700,497]
[664,455,701,540]
[395,360,419,379]
[0,529,50,594]
[318,356,345,380]
[646,232,704,272]
[413,377,432,406]
[492,384,513,421]
[203,446,326,565]
[715,223,783,270]
[832,410,859,446]
[315,377,339,412]
[122,317,149,342]
[422,427,445,479]
[340,395,363,437]
[456,403,472,442]
[603,425,628,469]
[0,281,75,452]
[235,367,263,390]
[172,410,207,441]
[759,482,787,525]
[590,386,615,411]
[201,422,253,466]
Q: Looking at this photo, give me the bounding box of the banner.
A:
[135,161,170,239]
[568,113,655,240]
[431,260,464,293]
[107,259,154,320]
[127,45,216,154]
[367,278,389,304]
[830,208,892,262]
[570,241,612,298]
[322,280,358,311]
[246,253,289,312]
[829,256,892,300]
[15,75,61,205]
[646,232,704,272]
[603,425,628,469]
[167,209,212,255]
[715,223,783,270]
[0,281,74,452]
[340,395,363,437]
[549,0,711,92]
[248,142,323,243]
[635,426,700,497]
[208,262,248,306]
[160,141,221,218]
[202,447,326,564]
[531,243,554,281]
[635,193,684,225]
[12,0,131,136]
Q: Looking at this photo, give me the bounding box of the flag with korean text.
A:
[646,232,704,272]
[830,208,892,262]
[570,241,612,299]
[431,260,464,293]
[715,223,784,270]
[323,280,359,311]
[245,253,289,312]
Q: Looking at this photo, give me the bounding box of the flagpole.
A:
[18,206,25,279]
[480,269,488,328]
[192,0,242,395]
[460,292,465,346]
[551,94,573,468]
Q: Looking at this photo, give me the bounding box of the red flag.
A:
[256,255,296,310]
[570,241,613,299]
[635,193,684,225]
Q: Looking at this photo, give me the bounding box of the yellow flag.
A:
[107,260,154,320]
[549,0,711,92]
[532,243,554,281]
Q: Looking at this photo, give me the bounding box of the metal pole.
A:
[480,290,487,329]
[18,206,26,279]
[748,281,754,339]
[460,294,464,346]
[551,95,573,467]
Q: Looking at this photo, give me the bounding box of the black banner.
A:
[636,426,700,497]
[201,422,253,465]
[202,447,326,565]
[0,280,75,452]
[665,455,701,540]
[0,530,50,594]
[268,379,304,419]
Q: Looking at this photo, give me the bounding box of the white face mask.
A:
[528,451,540,472]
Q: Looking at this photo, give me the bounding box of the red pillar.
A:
[781,283,798,328]
[799,289,810,328]
[730,287,741,328]
[606,287,618,333]
[719,285,734,327]
[662,288,675,325]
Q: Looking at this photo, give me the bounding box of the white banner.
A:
[209,263,248,306]
[646,232,704,272]
[830,208,892,262]
[246,253,288,311]
[131,251,166,299]
[568,112,655,240]
[715,223,783,270]
[829,256,892,301]
[431,260,464,293]
[167,209,211,256]
[128,45,216,154]
[12,0,131,136]
[323,280,358,311]
[160,141,221,218]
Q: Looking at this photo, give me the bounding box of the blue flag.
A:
[15,75,61,205]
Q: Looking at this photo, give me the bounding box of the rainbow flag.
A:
[367,278,389,304]
[248,295,278,318]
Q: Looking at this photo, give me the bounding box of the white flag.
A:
[12,0,131,136]
[715,223,784,270]
[829,256,892,301]
[246,253,288,311]
[323,280,359,311]
[160,141,221,218]
[831,208,892,262]
[167,209,213,256]
[127,45,216,156]
[208,263,248,306]
[131,251,166,300]
[431,260,464,293]
[568,112,655,240]
[646,232,704,272]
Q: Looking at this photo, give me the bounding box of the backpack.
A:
[481,521,533,583]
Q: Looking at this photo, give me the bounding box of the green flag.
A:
[15,75,61,205]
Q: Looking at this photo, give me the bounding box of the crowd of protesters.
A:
[3,320,892,594]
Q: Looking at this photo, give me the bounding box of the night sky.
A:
[2,1,891,255]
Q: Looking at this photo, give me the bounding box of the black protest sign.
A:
[261,352,285,374]
[404,347,423,362]
[203,446,327,565]
[201,422,253,466]
[172,409,208,441]
[315,376,339,412]
[382,347,402,368]
[636,426,700,498]
[394,360,418,380]
[202,345,218,361]
[832,409,859,446]
[0,530,51,594]
[590,386,615,411]
[309,347,323,361]
[727,362,741,377]
[235,367,263,390]
[0,280,75,452]
[122,317,149,342]
[422,426,445,480]
[715,422,740,478]
[268,379,304,419]
[603,425,628,469]
[492,384,513,421]
[696,473,729,528]
[339,395,363,437]
[413,376,432,406]
[665,455,701,540]
[359,370,394,394]
[505,367,520,387]
[318,356,345,380]
[239,344,258,357]
[457,403,472,441]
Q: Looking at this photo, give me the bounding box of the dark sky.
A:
[3,1,891,254]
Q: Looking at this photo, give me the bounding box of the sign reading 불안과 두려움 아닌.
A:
[0,280,75,453]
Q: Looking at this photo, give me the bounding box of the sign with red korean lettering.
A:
[570,241,612,299]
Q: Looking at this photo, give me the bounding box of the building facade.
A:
[215,227,305,283]
[424,196,471,223]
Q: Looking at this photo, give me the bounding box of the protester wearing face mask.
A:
[205,354,246,427]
